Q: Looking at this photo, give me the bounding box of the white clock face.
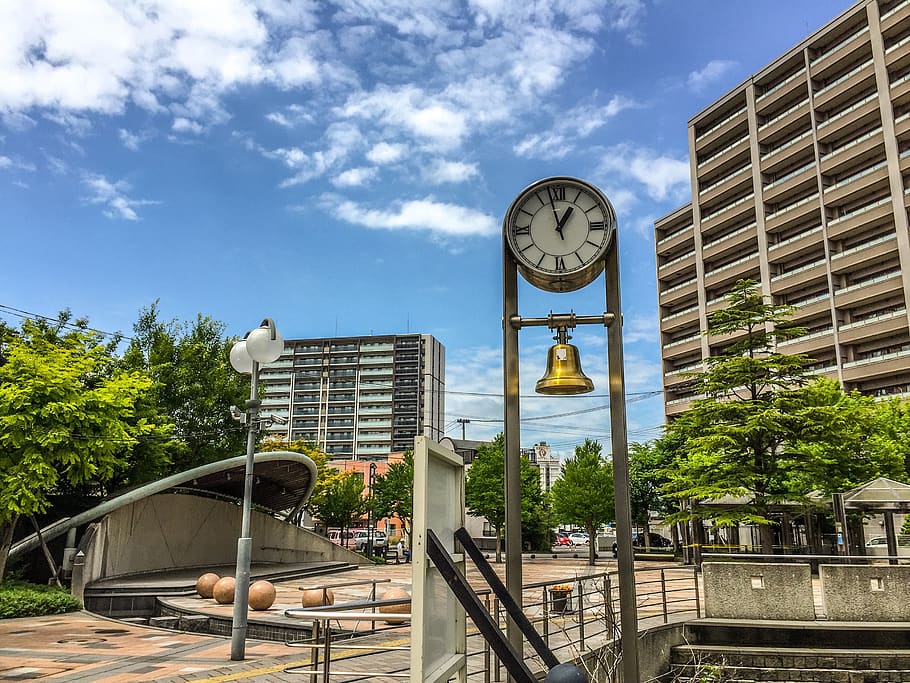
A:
[505,178,616,292]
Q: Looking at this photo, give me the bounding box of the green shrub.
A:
[0,582,81,619]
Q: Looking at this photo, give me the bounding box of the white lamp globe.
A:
[245,325,284,363]
[229,340,254,374]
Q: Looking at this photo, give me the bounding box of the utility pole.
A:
[456,418,471,440]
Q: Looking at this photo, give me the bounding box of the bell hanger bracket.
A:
[507,311,615,331]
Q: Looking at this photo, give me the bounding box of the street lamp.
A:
[367,462,377,557]
[228,318,283,661]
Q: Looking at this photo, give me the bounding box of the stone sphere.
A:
[248,580,276,611]
[379,588,411,624]
[196,572,220,599]
[301,588,334,608]
[213,576,236,604]
[545,663,589,683]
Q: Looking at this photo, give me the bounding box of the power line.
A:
[0,303,132,341]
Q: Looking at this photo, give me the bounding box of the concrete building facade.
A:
[656,0,910,418]
[257,333,445,459]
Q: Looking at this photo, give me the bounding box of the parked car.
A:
[554,532,572,547]
[568,532,589,546]
[353,529,388,553]
[633,532,672,548]
[328,529,355,547]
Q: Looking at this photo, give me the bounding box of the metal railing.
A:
[281,567,701,682]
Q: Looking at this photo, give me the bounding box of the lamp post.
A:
[228,318,284,661]
[367,462,377,557]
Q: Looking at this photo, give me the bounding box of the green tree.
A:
[0,322,162,582]
[550,438,614,565]
[258,437,346,524]
[629,441,675,550]
[370,451,414,543]
[308,474,366,547]
[121,302,249,473]
[464,434,545,562]
[662,280,906,553]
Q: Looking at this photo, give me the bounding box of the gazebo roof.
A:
[841,477,910,512]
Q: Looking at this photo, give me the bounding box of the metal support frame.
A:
[502,235,640,682]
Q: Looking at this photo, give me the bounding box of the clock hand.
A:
[547,186,561,229]
[556,206,574,234]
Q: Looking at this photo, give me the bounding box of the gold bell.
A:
[535,327,594,395]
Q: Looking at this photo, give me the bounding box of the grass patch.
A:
[0,581,81,619]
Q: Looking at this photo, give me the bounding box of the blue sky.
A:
[1,0,853,458]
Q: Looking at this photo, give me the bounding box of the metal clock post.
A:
[501,176,640,682]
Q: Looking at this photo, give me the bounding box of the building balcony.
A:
[764,194,821,232]
[776,327,835,356]
[820,128,885,175]
[359,356,394,365]
[360,367,393,377]
[770,259,828,295]
[704,252,761,290]
[838,309,908,345]
[665,394,703,417]
[790,293,832,319]
[357,432,392,442]
[661,305,700,333]
[659,277,698,305]
[810,26,870,78]
[892,72,910,109]
[812,59,875,110]
[823,162,889,205]
[662,333,702,359]
[659,254,696,284]
[830,233,898,274]
[755,66,808,114]
[834,270,903,307]
[885,33,910,71]
[259,371,293,380]
[757,99,811,143]
[842,349,910,382]
[760,130,814,173]
[358,406,392,415]
[663,369,699,389]
[768,226,823,263]
[896,113,910,143]
[881,0,910,33]
[264,383,292,394]
[762,162,818,203]
[696,135,750,177]
[815,92,880,143]
[700,193,755,231]
[702,222,758,261]
[698,164,753,206]
[695,106,748,151]
[656,224,695,254]
[825,196,893,239]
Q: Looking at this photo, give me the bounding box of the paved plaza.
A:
[0,553,681,682]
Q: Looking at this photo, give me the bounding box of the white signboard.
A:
[411,436,467,683]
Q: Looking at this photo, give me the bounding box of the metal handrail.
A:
[282,568,701,681]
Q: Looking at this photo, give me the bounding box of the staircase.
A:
[669,619,910,683]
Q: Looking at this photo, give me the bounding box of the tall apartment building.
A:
[256,333,445,459]
[656,0,910,419]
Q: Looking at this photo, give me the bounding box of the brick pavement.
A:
[0,553,681,682]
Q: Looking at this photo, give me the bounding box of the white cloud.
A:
[43,111,92,135]
[118,128,146,150]
[686,59,739,93]
[424,159,479,184]
[596,144,690,202]
[265,104,312,128]
[0,155,36,172]
[82,172,159,221]
[172,117,205,135]
[324,195,498,237]
[331,166,377,187]
[514,95,638,159]
[366,142,407,165]
[0,156,11,169]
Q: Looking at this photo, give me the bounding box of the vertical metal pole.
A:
[605,251,641,683]
[231,360,260,660]
[502,243,523,659]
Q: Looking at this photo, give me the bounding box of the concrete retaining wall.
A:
[702,562,816,620]
[78,493,364,583]
[820,564,910,621]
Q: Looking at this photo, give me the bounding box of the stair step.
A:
[671,663,909,683]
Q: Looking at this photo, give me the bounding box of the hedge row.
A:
[0,582,81,619]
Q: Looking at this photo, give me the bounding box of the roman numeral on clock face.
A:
[555,256,566,272]
[514,225,530,235]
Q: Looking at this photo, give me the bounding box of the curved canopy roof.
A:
[11,451,317,559]
[841,477,910,512]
